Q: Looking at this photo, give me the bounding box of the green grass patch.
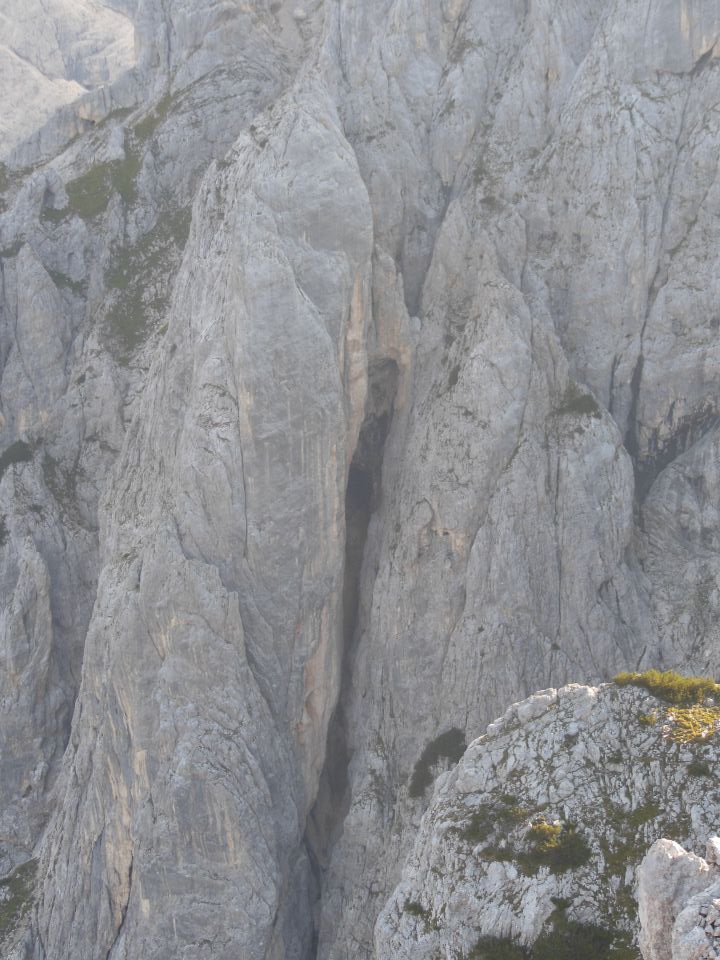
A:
[409,727,466,798]
[103,205,191,362]
[133,91,173,140]
[469,813,589,875]
[0,859,37,940]
[466,923,637,960]
[667,705,720,743]
[403,898,439,931]
[521,819,591,874]
[532,920,615,960]
[478,843,516,862]
[458,797,530,846]
[553,382,602,419]
[0,162,9,213]
[687,758,713,777]
[41,206,71,224]
[625,801,661,829]
[469,935,528,959]
[65,160,116,218]
[405,900,428,918]
[65,146,142,219]
[100,106,134,126]
[614,670,720,705]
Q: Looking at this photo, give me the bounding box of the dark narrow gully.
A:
[303,358,399,956]
[624,352,720,505]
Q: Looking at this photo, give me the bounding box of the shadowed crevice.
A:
[303,359,399,954]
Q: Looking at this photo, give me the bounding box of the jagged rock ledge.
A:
[376,681,720,960]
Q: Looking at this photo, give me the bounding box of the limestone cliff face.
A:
[0,0,135,158]
[0,1,720,958]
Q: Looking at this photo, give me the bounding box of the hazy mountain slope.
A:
[0,0,135,157]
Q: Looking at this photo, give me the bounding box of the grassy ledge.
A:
[614,670,720,744]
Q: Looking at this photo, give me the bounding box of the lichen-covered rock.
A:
[376,682,720,960]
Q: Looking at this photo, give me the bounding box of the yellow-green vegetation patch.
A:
[522,819,592,874]
[0,859,37,940]
[527,819,562,850]
[613,669,720,705]
[614,670,720,743]
[667,705,720,744]
[471,811,591,875]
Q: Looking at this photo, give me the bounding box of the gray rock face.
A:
[1,0,720,958]
[0,0,316,898]
[32,76,373,960]
[0,0,135,157]
[638,838,720,960]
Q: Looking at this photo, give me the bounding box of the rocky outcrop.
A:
[375,681,720,960]
[0,0,135,157]
[638,838,720,960]
[1,1,720,958]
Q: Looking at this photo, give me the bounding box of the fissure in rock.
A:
[304,358,399,947]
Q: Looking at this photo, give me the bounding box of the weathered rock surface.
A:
[638,838,720,960]
[375,682,720,959]
[0,0,720,958]
[0,0,135,157]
